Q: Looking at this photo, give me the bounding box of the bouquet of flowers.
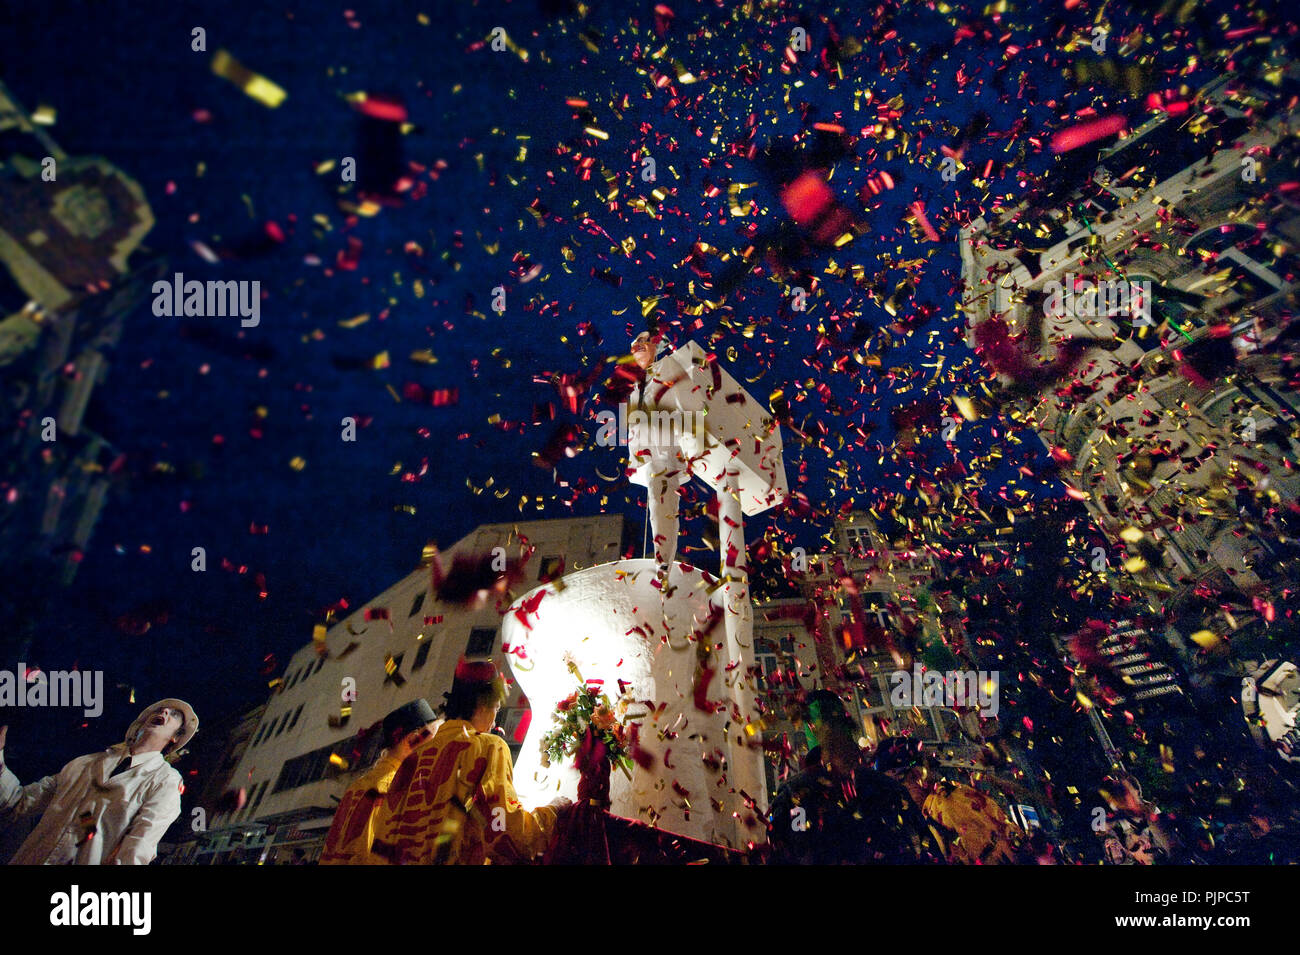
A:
[539,661,634,777]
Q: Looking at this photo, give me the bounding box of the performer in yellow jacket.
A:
[875,736,1025,865]
[375,661,570,864]
[319,699,440,865]
[920,780,1022,865]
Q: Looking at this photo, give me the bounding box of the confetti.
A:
[210,49,287,108]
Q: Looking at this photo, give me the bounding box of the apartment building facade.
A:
[959,67,1300,660]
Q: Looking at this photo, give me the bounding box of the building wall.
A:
[798,512,1073,834]
[959,70,1299,647]
[751,597,819,791]
[807,513,994,753]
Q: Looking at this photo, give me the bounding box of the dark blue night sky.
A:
[0,0,1236,771]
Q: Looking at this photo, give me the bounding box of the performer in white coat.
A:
[0,699,197,865]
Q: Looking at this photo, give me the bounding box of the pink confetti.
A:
[1051,115,1127,154]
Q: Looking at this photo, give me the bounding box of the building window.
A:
[272,712,289,739]
[538,555,564,583]
[285,668,299,691]
[754,639,780,692]
[314,656,326,675]
[384,653,406,687]
[935,709,964,742]
[275,745,327,794]
[273,754,300,794]
[413,640,433,671]
[247,780,269,817]
[409,591,426,618]
[845,528,871,558]
[856,676,891,714]
[466,627,496,658]
[241,785,256,818]
[897,706,944,743]
[756,654,776,692]
[287,703,305,733]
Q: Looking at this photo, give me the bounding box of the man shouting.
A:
[0,699,197,864]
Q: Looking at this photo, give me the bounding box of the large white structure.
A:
[504,341,788,849]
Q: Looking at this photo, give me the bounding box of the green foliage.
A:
[539,679,634,773]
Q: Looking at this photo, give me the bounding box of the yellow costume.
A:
[922,781,1021,865]
[319,749,411,865]
[374,720,557,865]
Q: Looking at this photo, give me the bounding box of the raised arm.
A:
[471,736,560,864]
[0,725,63,826]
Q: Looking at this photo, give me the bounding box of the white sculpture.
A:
[503,340,787,849]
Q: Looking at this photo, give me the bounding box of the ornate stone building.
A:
[959,67,1299,663]
[0,77,163,626]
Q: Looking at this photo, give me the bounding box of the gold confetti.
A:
[211,49,287,108]
[1159,744,1175,773]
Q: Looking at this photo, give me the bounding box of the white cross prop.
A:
[503,341,788,849]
